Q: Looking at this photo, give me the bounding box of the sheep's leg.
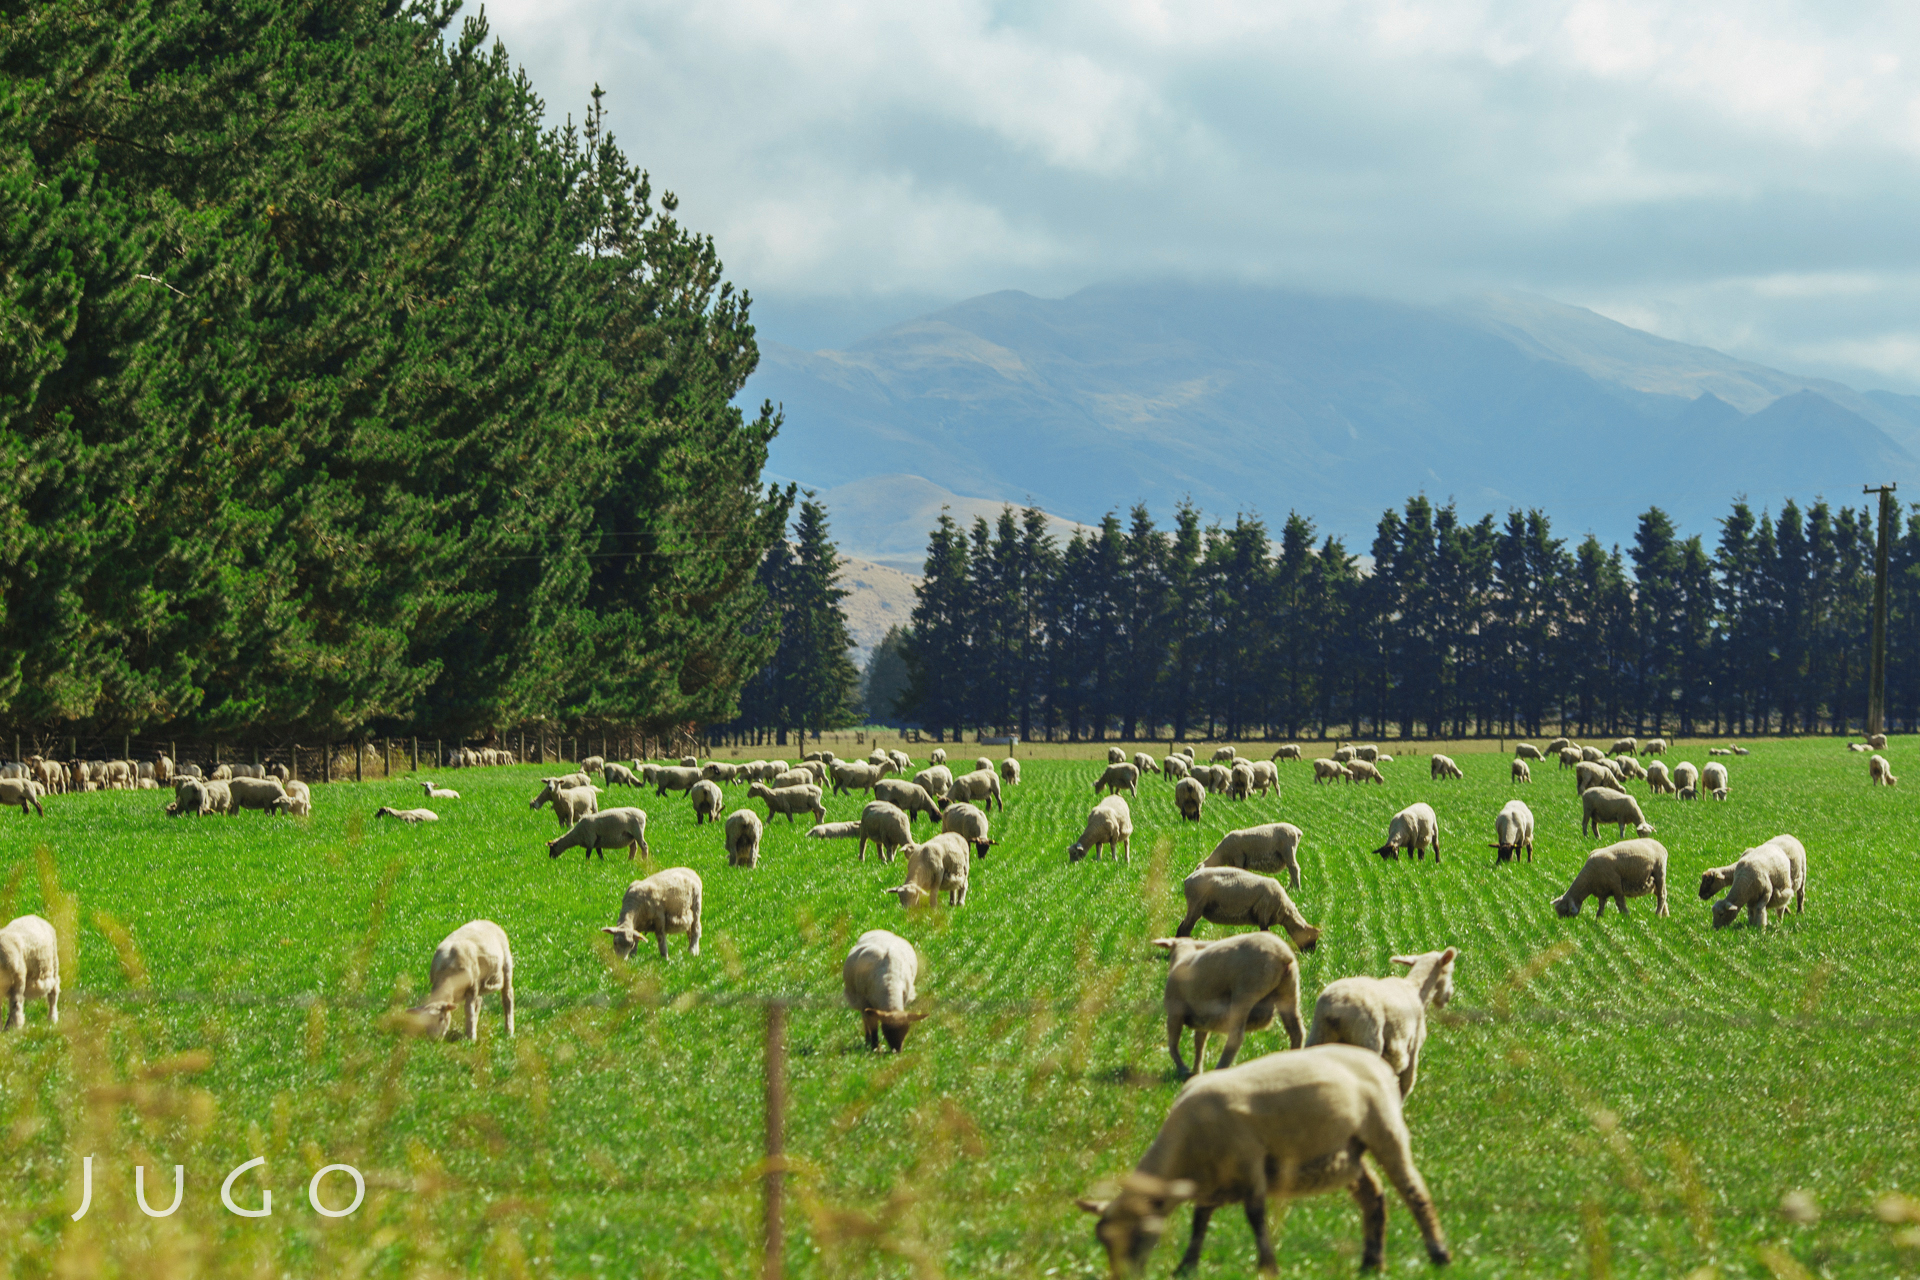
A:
[502,966,515,1036]
[464,990,481,1042]
[1243,1190,1278,1274]
[46,985,58,1025]
[1351,1162,1387,1271]
[5,993,20,1030]
[1167,1014,1192,1075]
[1173,1204,1214,1275]
[1748,899,1766,928]
[1123,833,1132,865]
[1215,1005,1257,1069]
[1175,906,1203,938]
[863,1011,880,1051]
[655,927,670,961]
[1613,894,1628,915]
[1367,1133,1450,1265]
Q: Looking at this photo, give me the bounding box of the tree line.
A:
[2,0,791,748]
[886,494,1920,742]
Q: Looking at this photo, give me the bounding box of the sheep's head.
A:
[864,1008,929,1051]
[1551,894,1579,918]
[601,923,644,960]
[1635,822,1657,836]
[1068,841,1089,863]
[1697,866,1736,900]
[374,807,396,819]
[1076,1173,1196,1278]
[884,882,931,909]
[405,1000,458,1040]
[1710,898,1741,929]
[1393,947,1458,1007]
[1289,923,1322,954]
[1373,841,1401,861]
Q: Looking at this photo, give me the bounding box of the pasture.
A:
[0,738,1914,1278]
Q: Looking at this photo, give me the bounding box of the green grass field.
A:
[0,738,1916,1278]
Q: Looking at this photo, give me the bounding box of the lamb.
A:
[873,778,945,825]
[1848,742,1871,752]
[1870,753,1898,786]
[912,764,953,799]
[0,779,43,816]
[1558,747,1582,769]
[1068,795,1133,864]
[228,777,287,814]
[1429,754,1463,780]
[808,800,912,863]
[973,756,993,774]
[883,832,971,907]
[1645,760,1674,795]
[165,777,210,817]
[1076,1045,1450,1276]
[601,762,641,788]
[1226,761,1255,800]
[651,765,704,797]
[1510,758,1531,784]
[1201,823,1305,890]
[1154,932,1304,1074]
[1640,738,1668,756]
[1708,747,1732,757]
[1551,838,1670,918]
[1174,775,1206,822]
[1132,751,1160,777]
[0,915,59,1029]
[1271,743,1303,762]
[1612,756,1648,781]
[1607,737,1636,756]
[830,759,896,796]
[1580,786,1654,838]
[1574,760,1617,795]
[1093,761,1141,797]
[701,761,743,785]
[999,757,1021,785]
[1490,799,1534,864]
[1701,760,1729,800]
[1306,948,1458,1099]
[887,749,913,774]
[547,807,650,860]
[1109,746,1128,765]
[421,781,460,800]
[1248,759,1280,797]
[603,867,703,960]
[929,748,947,765]
[1313,758,1348,784]
[688,779,724,824]
[1869,733,1887,750]
[939,800,993,856]
[947,768,1004,812]
[1162,754,1192,779]
[1376,803,1441,863]
[843,929,926,1051]
[1176,868,1320,950]
[375,806,439,824]
[1343,758,1385,785]
[407,920,514,1041]
[1698,836,1805,928]
[722,808,764,868]
[1212,745,1239,764]
[747,781,826,825]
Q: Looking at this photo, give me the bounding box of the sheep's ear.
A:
[906,1011,931,1022]
[1438,946,1458,965]
[1390,954,1418,967]
[1150,938,1179,952]
[1075,1197,1109,1215]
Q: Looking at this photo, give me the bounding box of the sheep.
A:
[406,920,514,1041]
[1068,795,1133,864]
[1640,738,1668,756]
[582,755,606,774]
[1180,746,1196,760]
[1226,761,1255,800]
[165,777,210,818]
[1552,837,1669,918]
[1486,799,1536,865]
[422,780,460,800]
[1176,867,1320,950]
[1871,753,1898,786]
[1645,760,1674,795]
[701,761,743,785]
[1698,836,1805,928]
[0,915,59,1029]
[1174,775,1206,822]
[999,757,1021,786]
[688,778,724,825]
[1333,758,1377,786]
[1248,759,1279,797]
[651,765,704,797]
[1580,786,1654,838]
[1702,760,1729,800]
[1154,932,1304,1074]
[1513,743,1542,761]
[724,809,764,867]
[883,832,971,907]
[1109,746,1128,765]
[792,759,827,785]
[1201,823,1305,889]
[1354,744,1380,762]
[830,759,895,796]
[929,748,947,765]
[1428,754,1463,781]
[1580,745,1605,763]
[1510,758,1531,784]
[202,780,234,815]
[1612,756,1648,781]
[973,756,993,774]
[769,767,815,791]
[747,781,826,826]
[1307,948,1458,1100]
[0,779,43,817]
[1869,732,1888,750]
[887,749,913,774]
[602,867,703,960]
[1313,758,1348,784]
[679,755,700,768]
[940,800,993,857]
[530,775,591,811]
[1192,763,1232,792]
[808,801,912,863]
[1558,747,1581,769]
[268,791,311,817]
[545,783,599,828]
[873,778,945,825]
[1376,803,1440,863]
[1547,736,1572,754]
[227,777,287,814]
[601,762,641,789]
[843,929,926,1051]
[1271,743,1303,762]
[1076,1044,1450,1276]
[1708,747,1732,757]
[1606,737,1635,756]
[1162,754,1192,779]
[1333,745,1355,763]
[547,807,650,860]
[947,768,1004,812]
[1132,751,1160,777]
[867,748,888,766]
[1573,760,1617,795]
[1672,761,1699,796]
[1848,742,1871,752]
[1094,761,1140,797]
[912,764,954,800]
[1211,745,1238,764]
[375,806,439,823]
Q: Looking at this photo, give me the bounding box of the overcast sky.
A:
[484,0,1920,391]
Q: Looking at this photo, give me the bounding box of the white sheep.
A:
[1211,745,1238,764]
[843,929,926,1051]
[1176,867,1320,951]
[702,761,743,785]
[1307,948,1458,1099]
[1551,838,1669,918]
[421,781,460,800]
[999,757,1021,785]
[724,809,764,867]
[1702,760,1729,800]
[1698,833,1806,927]
[601,762,641,788]
[1201,823,1305,889]
[1076,1045,1450,1275]
[929,748,947,765]
[1580,786,1654,838]
[1613,756,1648,781]
[807,800,912,863]
[912,764,953,799]
[1428,754,1463,781]
[1558,747,1582,769]
[374,806,439,824]
[830,758,896,796]
[603,868,703,959]
[226,777,287,814]
[1093,761,1141,797]
[1108,746,1128,765]
[883,832,971,907]
[947,768,1003,812]
[651,765,704,796]
[1154,932,1304,1074]
[1645,760,1674,795]
[940,801,993,857]
[1162,754,1192,779]
[1870,754,1898,786]
[1547,736,1572,753]
[1375,803,1440,863]
[1641,738,1668,756]
[1271,743,1303,761]
[1490,799,1534,864]
[1580,745,1605,763]
[1312,758,1348,784]
[1132,751,1160,777]
[1574,760,1619,796]
[1174,775,1205,822]
[1510,758,1531,784]
[547,807,650,860]
[1333,745,1355,763]
[1068,795,1133,864]
[1226,761,1255,800]
[0,915,59,1029]
[407,920,514,1041]
[769,767,815,791]
[688,778,724,824]
[1869,732,1888,750]
[747,781,826,825]
[887,749,913,774]
[973,755,993,774]
[0,779,43,816]
[1354,744,1380,762]
[872,778,944,826]
[1514,743,1543,761]
[1672,761,1699,798]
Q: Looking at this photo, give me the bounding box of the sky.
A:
[481,0,1920,392]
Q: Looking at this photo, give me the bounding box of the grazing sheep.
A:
[808,801,912,863]
[1698,840,1798,929]
[603,868,703,960]
[582,755,606,774]
[375,806,439,824]
[1580,786,1654,838]
[1672,761,1699,797]
[267,792,310,817]
[1608,737,1636,756]
[602,762,641,789]
[1076,1045,1450,1277]
[701,761,743,785]
[1132,751,1160,777]
[1641,738,1668,756]
[227,777,287,814]
[940,801,993,857]
[792,759,827,785]
[1174,775,1206,822]
[1514,743,1543,761]
[1154,933,1304,1074]
[843,929,925,1051]
[1612,756,1648,782]
[1376,803,1441,863]
[1162,754,1192,779]
[830,759,896,796]
[1211,746,1238,764]
[1201,823,1305,890]
[1490,800,1534,864]
[929,748,947,765]
[1192,763,1232,793]
[1574,760,1617,795]
[531,774,591,808]
[1429,754,1463,781]
[1000,757,1021,785]
[1226,761,1255,800]
[1094,761,1141,797]
[1248,760,1279,797]
[688,778,724,824]
[1313,758,1348,784]
[1580,745,1605,763]
[422,781,460,800]
[1354,744,1380,762]
[1510,759,1531,784]
[1176,868,1320,951]
[883,832,971,907]
[407,920,514,1041]
[1558,747,1582,769]
[1552,838,1669,918]
[1306,948,1458,1100]
[723,809,764,867]
[1272,743,1303,762]
[1068,795,1133,864]
[769,767,815,791]
[873,778,944,825]
[973,756,993,774]
[947,768,1004,812]
[1870,754,1898,786]
[0,779,43,817]
[912,764,954,800]
[0,915,59,1029]
[547,807,650,860]
[680,755,700,768]
[1547,737,1572,753]
[1645,760,1674,795]
[651,765,704,797]
[1869,733,1888,750]
[165,777,210,818]
[887,749,913,774]
[1333,745,1355,763]
[747,781,826,826]
[1344,759,1385,785]
[1109,746,1128,765]
[1702,761,1729,800]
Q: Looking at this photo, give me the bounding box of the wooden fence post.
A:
[324,742,331,785]
[412,737,419,772]
[355,739,363,784]
[763,999,787,1280]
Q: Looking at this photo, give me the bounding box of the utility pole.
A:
[1865,484,1898,738]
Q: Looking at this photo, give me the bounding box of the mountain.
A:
[781,473,1086,570]
[836,556,919,666]
[747,283,1920,549]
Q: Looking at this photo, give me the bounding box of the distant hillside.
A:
[838,555,920,666]
[749,284,1920,549]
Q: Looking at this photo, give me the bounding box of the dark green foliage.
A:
[862,625,911,725]
[730,497,859,743]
